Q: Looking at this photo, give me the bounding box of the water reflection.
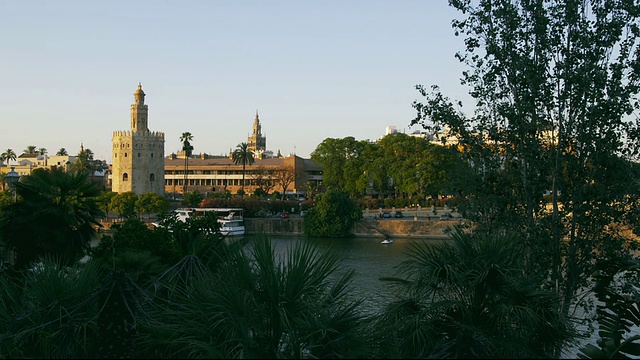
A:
[243,234,450,314]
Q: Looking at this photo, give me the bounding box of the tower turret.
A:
[131,83,149,132]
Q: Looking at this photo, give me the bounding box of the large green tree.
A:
[311,137,372,195]
[232,142,255,197]
[303,189,361,237]
[0,167,104,269]
[411,0,640,318]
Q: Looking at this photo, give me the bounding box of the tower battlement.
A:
[112,130,165,138]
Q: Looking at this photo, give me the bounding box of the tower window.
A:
[150,173,155,182]
[123,173,129,182]
[138,153,141,157]
[124,153,128,157]
[151,153,153,157]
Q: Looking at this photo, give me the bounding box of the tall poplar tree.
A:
[411,0,640,317]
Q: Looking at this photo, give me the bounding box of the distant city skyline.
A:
[0,1,472,163]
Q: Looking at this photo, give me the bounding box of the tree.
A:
[71,146,104,185]
[135,192,169,221]
[182,190,204,208]
[180,132,194,194]
[110,192,139,219]
[311,137,370,194]
[145,236,374,358]
[1,148,16,165]
[411,0,640,320]
[231,142,255,197]
[23,145,37,154]
[96,191,117,220]
[272,165,296,200]
[251,165,276,195]
[377,229,574,358]
[56,148,68,156]
[0,167,104,269]
[303,189,361,237]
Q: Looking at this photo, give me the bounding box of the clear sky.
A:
[0,0,471,163]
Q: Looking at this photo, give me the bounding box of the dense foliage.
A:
[0,167,103,268]
[377,229,575,358]
[303,189,361,237]
[411,0,640,323]
[311,134,470,204]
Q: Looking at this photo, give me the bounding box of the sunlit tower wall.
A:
[111,84,165,195]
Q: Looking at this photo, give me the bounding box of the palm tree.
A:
[180,132,194,195]
[56,148,68,156]
[145,236,373,358]
[232,142,255,197]
[376,228,575,359]
[24,145,37,154]
[0,167,104,269]
[1,148,17,165]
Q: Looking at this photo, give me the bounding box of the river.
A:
[243,234,452,314]
[242,234,611,359]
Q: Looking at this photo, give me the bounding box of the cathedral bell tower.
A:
[247,110,266,153]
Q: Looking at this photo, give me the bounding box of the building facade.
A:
[111,84,165,195]
[163,154,323,198]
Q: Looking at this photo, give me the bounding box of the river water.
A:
[242,234,610,359]
[242,234,451,314]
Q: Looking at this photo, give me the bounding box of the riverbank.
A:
[245,217,460,239]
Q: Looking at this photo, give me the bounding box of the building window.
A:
[150,173,155,182]
[138,153,141,157]
[151,153,154,157]
[124,153,128,157]
[123,173,129,182]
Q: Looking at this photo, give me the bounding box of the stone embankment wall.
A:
[245,218,305,235]
[245,218,460,238]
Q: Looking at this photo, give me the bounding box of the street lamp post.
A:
[6,166,19,203]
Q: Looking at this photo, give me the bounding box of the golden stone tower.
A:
[111,84,165,195]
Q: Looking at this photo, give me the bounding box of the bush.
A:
[304,189,361,238]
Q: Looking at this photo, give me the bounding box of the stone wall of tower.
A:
[112,85,165,195]
[112,130,165,195]
[130,103,149,132]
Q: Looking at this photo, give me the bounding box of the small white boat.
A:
[381,239,393,244]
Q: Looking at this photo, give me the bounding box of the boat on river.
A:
[381,239,393,244]
[154,208,245,236]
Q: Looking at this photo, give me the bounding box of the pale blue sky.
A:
[0,0,470,162]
